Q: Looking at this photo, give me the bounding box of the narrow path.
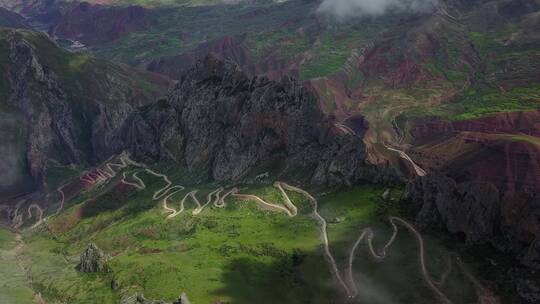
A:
[81,152,146,186]
[9,233,46,304]
[385,145,427,177]
[27,204,44,229]
[278,182,351,297]
[232,183,298,217]
[56,185,66,214]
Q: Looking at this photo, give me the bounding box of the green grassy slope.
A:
[0,228,36,304]
[4,161,482,304]
[0,28,168,104]
[95,0,316,65]
[404,84,540,120]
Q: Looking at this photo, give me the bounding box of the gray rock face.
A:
[76,243,107,273]
[115,55,394,187]
[516,278,540,303]
[406,172,540,269]
[410,174,500,244]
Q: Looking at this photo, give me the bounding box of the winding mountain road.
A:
[384,145,427,177]
[56,185,66,214]
[27,204,44,229]
[335,123,357,136]
[234,182,454,302]
[47,152,482,303]
[333,122,425,177]
[346,217,452,303]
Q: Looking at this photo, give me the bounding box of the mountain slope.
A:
[0,28,169,199]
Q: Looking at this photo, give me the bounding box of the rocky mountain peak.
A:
[116,55,395,186]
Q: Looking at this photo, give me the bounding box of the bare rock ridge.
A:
[115,55,395,186]
[76,243,107,273]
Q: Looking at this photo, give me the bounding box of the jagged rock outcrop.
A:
[508,267,540,303]
[406,172,540,270]
[115,55,395,186]
[76,243,107,273]
[408,173,500,243]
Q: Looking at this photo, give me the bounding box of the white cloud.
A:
[317,0,438,19]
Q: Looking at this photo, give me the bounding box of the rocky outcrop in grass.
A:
[76,243,107,273]
[121,292,191,304]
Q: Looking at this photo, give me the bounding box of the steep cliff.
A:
[0,28,169,199]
